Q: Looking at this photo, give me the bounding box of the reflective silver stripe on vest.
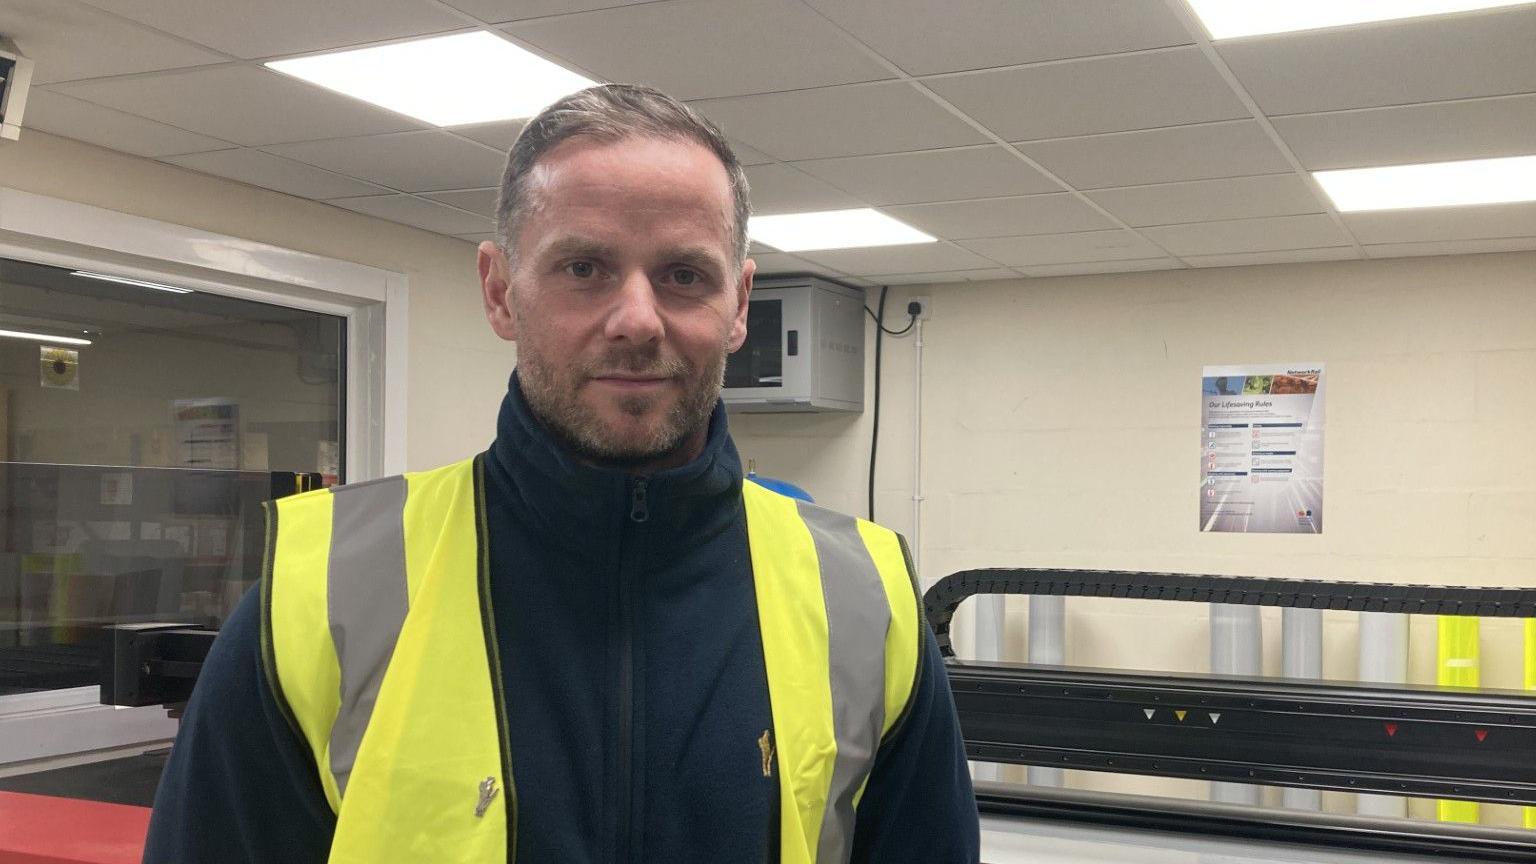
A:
[796,502,890,864]
[327,475,410,798]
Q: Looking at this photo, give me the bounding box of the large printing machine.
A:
[103,568,1536,863]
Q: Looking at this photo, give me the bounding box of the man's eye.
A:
[566,261,596,278]
[672,268,700,286]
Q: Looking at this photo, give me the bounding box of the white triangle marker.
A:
[1143,709,1156,719]
[1210,713,1222,724]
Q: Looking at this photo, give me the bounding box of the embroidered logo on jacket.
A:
[475,776,500,818]
[758,730,774,778]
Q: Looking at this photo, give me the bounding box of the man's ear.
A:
[479,241,518,342]
[726,257,755,353]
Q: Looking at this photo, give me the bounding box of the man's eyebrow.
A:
[541,237,616,261]
[664,246,729,272]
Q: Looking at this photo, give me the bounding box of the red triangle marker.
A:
[1384,722,1398,737]
[1475,729,1488,742]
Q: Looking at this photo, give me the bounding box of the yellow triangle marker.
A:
[1175,710,1187,722]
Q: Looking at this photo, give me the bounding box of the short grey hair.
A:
[494,83,752,267]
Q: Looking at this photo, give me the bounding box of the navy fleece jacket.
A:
[143,377,978,863]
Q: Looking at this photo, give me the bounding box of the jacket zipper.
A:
[630,478,649,523]
[617,478,648,861]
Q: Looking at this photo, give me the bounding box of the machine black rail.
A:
[954,662,1536,805]
[925,568,1536,657]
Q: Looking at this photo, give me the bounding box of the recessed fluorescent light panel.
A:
[1187,0,1533,39]
[266,32,594,126]
[1314,155,1536,212]
[749,209,936,252]
[71,270,194,294]
[0,328,92,346]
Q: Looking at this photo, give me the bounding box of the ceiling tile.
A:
[456,232,500,244]
[20,89,233,157]
[1017,121,1291,190]
[1140,214,1349,256]
[265,131,506,192]
[326,194,495,236]
[926,48,1247,141]
[56,65,425,146]
[1364,237,1536,260]
[750,252,819,275]
[164,148,390,198]
[422,188,500,218]
[959,230,1167,266]
[796,243,999,276]
[506,0,892,100]
[884,194,1113,239]
[1184,247,1360,268]
[0,0,226,84]
[744,164,866,215]
[441,0,658,24]
[81,0,468,59]
[753,254,857,282]
[1218,7,1536,115]
[865,268,1020,285]
[1271,95,1536,171]
[805,0,1191,75]
[448,120,526,153]
[691,82,990,161]
[1087,174,1323,227]
[1018,258,1180,278]
[1343,204,1536,245]
[793,147,1061,206]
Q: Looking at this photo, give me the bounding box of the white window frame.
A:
[0,187,408,764]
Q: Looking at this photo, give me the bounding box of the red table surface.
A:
[0,792,149,864]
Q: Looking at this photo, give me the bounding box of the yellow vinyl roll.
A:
[1525,619,1535,830]
[1436,616,1480,824]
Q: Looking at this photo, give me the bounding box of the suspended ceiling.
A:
[2,0,1534,285]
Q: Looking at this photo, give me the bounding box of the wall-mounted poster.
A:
[174,398,240,470]
[1201,363,1325,534]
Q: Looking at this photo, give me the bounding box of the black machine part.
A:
[927,568,1536,860]
[101,624,217,713]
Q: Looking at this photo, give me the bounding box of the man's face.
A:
[478,135,754,472]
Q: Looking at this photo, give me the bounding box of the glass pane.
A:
[725,297,783,388]
[0,257,345,694]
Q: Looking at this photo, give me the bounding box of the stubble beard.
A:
[518,339,727,471]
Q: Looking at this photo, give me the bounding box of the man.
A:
[144,83,978,863]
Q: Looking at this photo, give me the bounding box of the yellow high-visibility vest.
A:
[260,455,922,864]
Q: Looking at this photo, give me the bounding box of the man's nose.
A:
[604,270,665,343]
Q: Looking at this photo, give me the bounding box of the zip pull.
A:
[630,478,650,523]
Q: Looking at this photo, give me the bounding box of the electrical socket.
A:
[908,296,932,320]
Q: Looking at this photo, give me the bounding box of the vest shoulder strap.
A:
[741,481,923,864]
[260,459,480,812]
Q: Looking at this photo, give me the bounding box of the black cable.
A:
[867,287,888,521]
[865,304,916,336]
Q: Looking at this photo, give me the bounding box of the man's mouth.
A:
[590,373,671,390]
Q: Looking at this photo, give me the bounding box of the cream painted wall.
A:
[740,252,1536,619]
[0,130,512,471]
[731,251,1536,821]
